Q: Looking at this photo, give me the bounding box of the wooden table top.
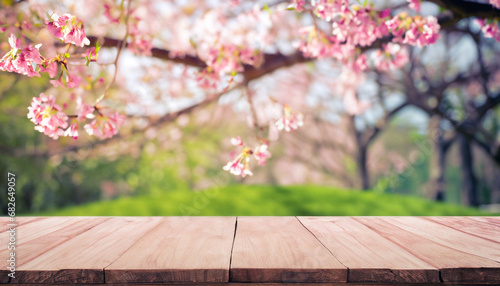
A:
[1,216,499,285]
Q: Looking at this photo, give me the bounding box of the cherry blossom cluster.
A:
[292,1,439,74]
[275,104,304,132]
[27,93,124,140]
[223,99,304,178]
[475,1,500,42]
[477,19,500,42]
[407,0,421,12]
[0,35,43,77]
[0,10,126,140]
[372,43,409,71]
[388,13,440,47]
[223,136,271,177]
[103,1,154,56]
[27,93,68,139]
[47,13,90,47]
[190,6,271,90]
[84,111,125,139]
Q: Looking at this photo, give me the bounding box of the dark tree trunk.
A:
[459,135,479,206]
[487,155,500,204]
[351,115,370,190]
[427,115,447,201]
[357,145,370,190]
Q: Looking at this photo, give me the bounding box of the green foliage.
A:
[36,184,492,216]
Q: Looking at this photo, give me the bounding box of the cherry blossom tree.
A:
[1,0,499,180]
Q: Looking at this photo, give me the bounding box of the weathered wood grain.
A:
[381,217,500,262]
[105,216,236,284]
[13,217,162,284]
[1,217,110,284]
[0,217,41,233]
[355,217,500,283]
[2,216,500,285]
[469,216,500,227]
[1,217,108,267]
[298,217,439,283]
[426,217,500,243]
[230,217,347,283]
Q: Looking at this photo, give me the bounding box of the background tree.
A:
[1,0,500,213]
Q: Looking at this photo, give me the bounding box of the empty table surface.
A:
[1,216,499,285]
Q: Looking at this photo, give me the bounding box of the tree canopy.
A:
[1,0,499,190]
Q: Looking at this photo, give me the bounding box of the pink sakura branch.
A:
[1,0,500,178]
[223,104,304,177]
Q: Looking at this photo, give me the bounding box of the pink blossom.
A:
[40,60,58,78]
[275,104,304,132]
[104,4,120,24]
[77,100,95,121]
[223,147,253,177]
[388,14,440,47]
[350,54,368,73]
[407,0,421,12]
[373,43,409,71]
[240,48,262,67]
[84,111,125,139]
[312,0,349,22]
[195,69,220,90]
[27,93,68,139]
[477,19,500,42]
[47,13,90,47]
[128,37,153,56]
[0,34,43,77]
[297,26,338,59]
[231,136,243,146]
[49,74,80,88]
[206,45,242,74]
[64,121,79,139]
[331,7,389,48]
[253,144,271,165]
[223,160,253,177]
[288,0,305,12]
[490,0,500,9]
[50,78,65,87]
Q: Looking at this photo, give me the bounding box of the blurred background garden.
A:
[0,67,498,216]
[0,0,500,216]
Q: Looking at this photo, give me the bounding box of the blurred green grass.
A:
[33,185,495,216]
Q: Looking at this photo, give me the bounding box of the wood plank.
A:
[380,217,500,262]
[0,217,108,267]
[230,216,347,283]
[0,217,80,283]
[426,217,500,243]
[13,217,161,284]
[355,217,500,284]
[0,217,42,233]
[1,217,109,283]
[105,216,236,284]
[15,217,76,243]
[469,216,500,227]
[298,217,439,283]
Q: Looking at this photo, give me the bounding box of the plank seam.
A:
[101,217,165,283]
[294,217,349,272]
[228,216,238,282]
[353,217,500,282]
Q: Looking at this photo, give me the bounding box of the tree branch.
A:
[425,0,500,20]
[362,101,409,146]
